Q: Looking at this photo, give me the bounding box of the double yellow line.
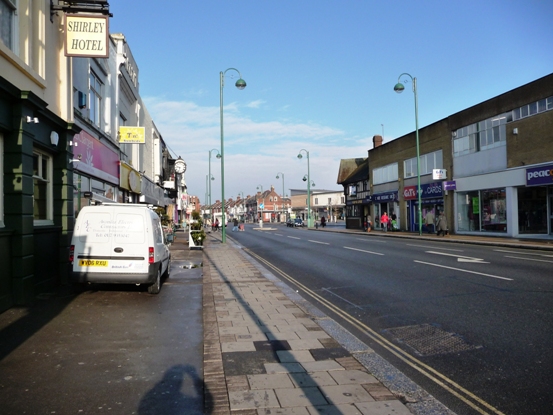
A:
[243,247,505,415]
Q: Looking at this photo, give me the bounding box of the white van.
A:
[70,203,171,294]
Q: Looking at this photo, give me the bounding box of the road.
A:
[227,224,553,415]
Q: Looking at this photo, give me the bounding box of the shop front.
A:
[372,191,399,230]
[72,130,121,216]
[521,164,553,235]
[404,182,444,232]
[345,196,371,229]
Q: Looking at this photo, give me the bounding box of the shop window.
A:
[456,189,506,232]
[33,149,53,224]
[0,134,4,227]
[517,187,547,234]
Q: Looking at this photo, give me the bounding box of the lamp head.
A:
[276,175,280,179]
[297,154,303,160]
[216,153,221,159]
[302,175,307,182]
[394,83,405,94]
[312,182,316,187]
[235,78,247,90]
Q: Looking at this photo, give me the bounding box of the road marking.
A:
[309,240,329,245]
[407,244,464,252]
[495,249,553,258]
[343,246,384,255]
[356,238,387,242]
[415,260,513,281]
[275,233,284,236]
[504,255,553,264]
[243,248,507,415]
[322,287,363,309]
[426,250,489,263]
[287,236,301,240]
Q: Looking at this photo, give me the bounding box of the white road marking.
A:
[426,250,489,263]
[356,238,387,242]
[344,246,384,255]
[504,255,553,264]
[407,244,464,252]
[414,260,513,281]
[309,240,330,245]
[275,233,284,236]
[495,249,553,258]
[287,236,301,240]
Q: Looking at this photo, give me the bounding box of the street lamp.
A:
[276,172,285,219]
[220,68,246,243]
[208,149,221,224]
[257,185,263,222]
[297,149,312,227]
[394,73,422,236]
[206,174,215,224]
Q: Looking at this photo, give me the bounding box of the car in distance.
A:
[294,218,305,227]
[286,219,294,227]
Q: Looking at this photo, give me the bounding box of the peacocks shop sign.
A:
[65,14,109,58]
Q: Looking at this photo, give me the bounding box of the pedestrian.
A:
[436,212,448,236]
[380,212,389,232]
[366,215,372,232]
[232,217,239,232]
[425,209,435,234]
[321,216,326,228]
[214,218,219,232]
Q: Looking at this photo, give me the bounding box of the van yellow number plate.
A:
[79,260,108,267]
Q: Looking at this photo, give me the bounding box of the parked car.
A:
[294,218,305,227]
[70,203,171,294]
[286,219,294,227]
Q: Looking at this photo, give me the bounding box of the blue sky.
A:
[109,0,553,202]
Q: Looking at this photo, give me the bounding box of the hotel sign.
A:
[65,15,109,58]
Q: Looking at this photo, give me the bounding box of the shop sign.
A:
[432,169,447,180]
[443,181,457,191]
[526,164,553,186]
[120,162,142,193]
[73,130,119,184]
[65,15,109,58]
[119,127,145,144]
[403,182,443,200]
[372,191,398,202]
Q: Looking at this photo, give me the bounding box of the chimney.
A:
[373,135,383,148]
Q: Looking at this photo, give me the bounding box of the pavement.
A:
[0,225,551,414]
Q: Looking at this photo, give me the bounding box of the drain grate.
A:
[384,324,481,356]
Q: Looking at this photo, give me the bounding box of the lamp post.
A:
[394,73,422,236]
[257,185,263,222]
[220,68,247,243]
[297,149,312,227]
[208,149,221,224]
[276,172,285,220]
[238,191,245,221]
[206,174,214,223]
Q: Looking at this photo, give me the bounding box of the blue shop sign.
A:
[526,164,553,186]
[372,191,398,202]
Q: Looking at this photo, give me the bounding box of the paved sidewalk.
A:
[200,232,450,415]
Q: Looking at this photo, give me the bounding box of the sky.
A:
[108,0,553,203]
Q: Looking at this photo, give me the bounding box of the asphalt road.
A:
[228,224,553,415]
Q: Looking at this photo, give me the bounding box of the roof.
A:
[336,158,368,185]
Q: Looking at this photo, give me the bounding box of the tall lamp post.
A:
[256,185,263,222]
[206,174,214,223]
[220,68,247,243]
[276,172,285,220]
[238,191,245,221]
[208,149,221,224]
[297,149,312,227]
[394,73,422,236]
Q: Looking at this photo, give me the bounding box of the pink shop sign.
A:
[73,130,120,184]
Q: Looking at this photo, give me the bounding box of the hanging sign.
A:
[432,169,447,180]
[65,14,109,58]
[119,127,145,144]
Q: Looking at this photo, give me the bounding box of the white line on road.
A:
[321,287,363,309]
[407,244,464,252]
[275,233,284,236]
[287,236,301,240]
[344,246,384,255]
[356,238,387,242]
[504,255,553,264]
[495,249,553,258]
[309,240,330,245]
[414,260,513,281]
[426,251,489,263]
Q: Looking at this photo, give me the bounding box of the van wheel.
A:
[148,269,161,294]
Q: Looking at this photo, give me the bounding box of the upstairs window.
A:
[0,0,17,52]
[404,150,443,178]
[373,163,398,185]
[453,113,508,157]
[33,149,53,224]
[89,71,103,127]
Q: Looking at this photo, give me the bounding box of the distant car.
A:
[286,219,294,227]
[294,218,305,227]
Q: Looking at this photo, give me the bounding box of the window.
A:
[456,188,506,233]
[341,196,345,204]
[373,163,398,185]
[315,198,318,205]
[0,0,17,51]
[89,71,103,127]
[453,114,507,157]
[512,96,553,121]
[328,197,332,205]
[0,134,4,227]
[33,149,53,224]
[404,150,443,178]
